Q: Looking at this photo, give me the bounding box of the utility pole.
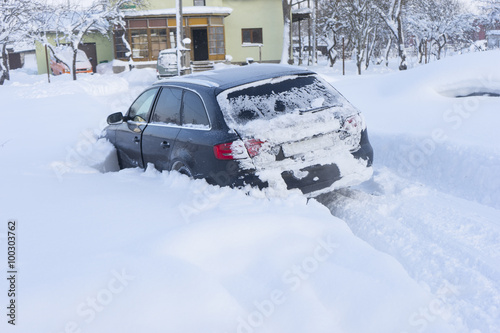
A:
[289,4,293,65]
[45,45,51,83]
[176,0,183,76]
[312,0,317,65]
[307,0,312,65]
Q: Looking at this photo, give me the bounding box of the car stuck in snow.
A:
[103,64,373,196]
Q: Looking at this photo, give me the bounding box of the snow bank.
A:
[316,50,500,333]
[9,170,452,333]
[323,50,500,209]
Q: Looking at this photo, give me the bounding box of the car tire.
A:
[172,161,193,178]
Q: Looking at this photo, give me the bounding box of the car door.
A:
[170,89,213,177]
[114,87,159,168]
[141,87,182,171]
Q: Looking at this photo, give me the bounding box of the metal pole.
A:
[298,20,302,65]
[312,0,317,65]
[289,4,293,65]
[425,40,428,64]
[342,37,345,76]
[307,0,312,65]
[45,45,51,83]
[176,0,183,76]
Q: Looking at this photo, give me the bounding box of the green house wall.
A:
[146,0,283,63]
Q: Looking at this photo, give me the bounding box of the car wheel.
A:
[172,161,193,178]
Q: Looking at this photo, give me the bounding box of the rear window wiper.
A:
[299,103,342,114]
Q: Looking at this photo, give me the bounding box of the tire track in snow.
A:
[316,168,500,333]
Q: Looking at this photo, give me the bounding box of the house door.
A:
[78,43,97,73]
[192,28,209,61]
[8,53,22,70]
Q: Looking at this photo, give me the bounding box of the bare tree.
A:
[317,0,386,74]
[342,0,378,75]
[408,0,472,61]
[478,0,500,26]
[373,0,408,70]
[35,0,147,80]
[0,0,37,84]
[317,0,344,67]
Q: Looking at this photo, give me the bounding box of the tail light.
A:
[244,139,264,158]
[343,114,365,132]
[214,139,264,160]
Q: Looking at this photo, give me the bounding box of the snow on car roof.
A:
[158,64,315,93]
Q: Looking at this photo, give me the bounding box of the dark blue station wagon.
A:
[103,64,373,196]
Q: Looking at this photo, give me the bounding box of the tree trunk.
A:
[72,47,78,81]
[356,48,364,75]
[418,39,425,64]
[328,47,337,67]
[2,44,10,82]
[365,28,377,70]
[327,34,337,67]
[396,14,407,70]
[0,70,6,85]
[384,37,392,67]
[436,35,446,60]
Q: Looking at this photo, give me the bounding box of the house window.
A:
[116,19,171,61]
[114,30,128,59]
[209,26,225,55]
[194,0,205,5]
[150,29,168,58]
[130,29,149,59]
[242,28,263,44]
[169,29,177,49]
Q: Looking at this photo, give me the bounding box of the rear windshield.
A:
[217,74,343,125]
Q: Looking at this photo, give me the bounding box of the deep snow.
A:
[0,51,498,333]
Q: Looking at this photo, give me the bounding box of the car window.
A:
[151,87,182,125]
[182,90,209,127]
[217,75,343,125]
[128,88,159,122]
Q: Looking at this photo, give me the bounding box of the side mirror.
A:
[107,112,124,125]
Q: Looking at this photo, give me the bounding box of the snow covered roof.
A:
[292,7,312,22]
[7,41,35,53]
[123,6,233,18]
[292,7,312,15]
[486,30,500,36]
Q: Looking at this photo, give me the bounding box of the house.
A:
[487,30,500,49]
[6,42,36,70]
[36,0,284,74]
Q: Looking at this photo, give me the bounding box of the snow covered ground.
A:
[0,51,498,333]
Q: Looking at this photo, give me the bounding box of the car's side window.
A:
[151,87,182,125]
[182,90,209,126]
[128,88,159,122]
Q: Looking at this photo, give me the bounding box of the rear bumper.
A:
[208,129,373,195]
[281,129,373,195]
[281,163,342,194]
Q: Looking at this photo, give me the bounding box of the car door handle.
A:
[133,136,140,144]
[160,141,170,149]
